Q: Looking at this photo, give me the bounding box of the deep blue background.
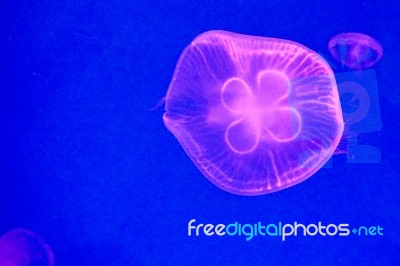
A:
[1,0,399,265]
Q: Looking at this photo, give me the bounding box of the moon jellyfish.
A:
[163,30,344,195]
[328,32,383,69]
[0,228,54,266]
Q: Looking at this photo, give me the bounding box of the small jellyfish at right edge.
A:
[328,32,383,70]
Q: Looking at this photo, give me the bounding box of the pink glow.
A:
[0,228,54,266]
[328,32,383,69]
[163,31,344,195]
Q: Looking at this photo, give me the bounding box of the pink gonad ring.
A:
[163,31,344,195]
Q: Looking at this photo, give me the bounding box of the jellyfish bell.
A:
[163,30,344,195]
[328,32,383,70]
[0,228,54,266]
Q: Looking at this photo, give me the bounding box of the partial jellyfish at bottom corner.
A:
[0,228,54,266]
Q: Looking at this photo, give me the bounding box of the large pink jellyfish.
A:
[163,31,344,195]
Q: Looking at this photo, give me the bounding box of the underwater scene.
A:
[1,0,399,265]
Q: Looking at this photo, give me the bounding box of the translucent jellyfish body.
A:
[0,228,54,266]
[328,32,383,69]
[164,31,344,195]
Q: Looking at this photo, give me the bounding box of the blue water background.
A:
[1,0,399,265]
